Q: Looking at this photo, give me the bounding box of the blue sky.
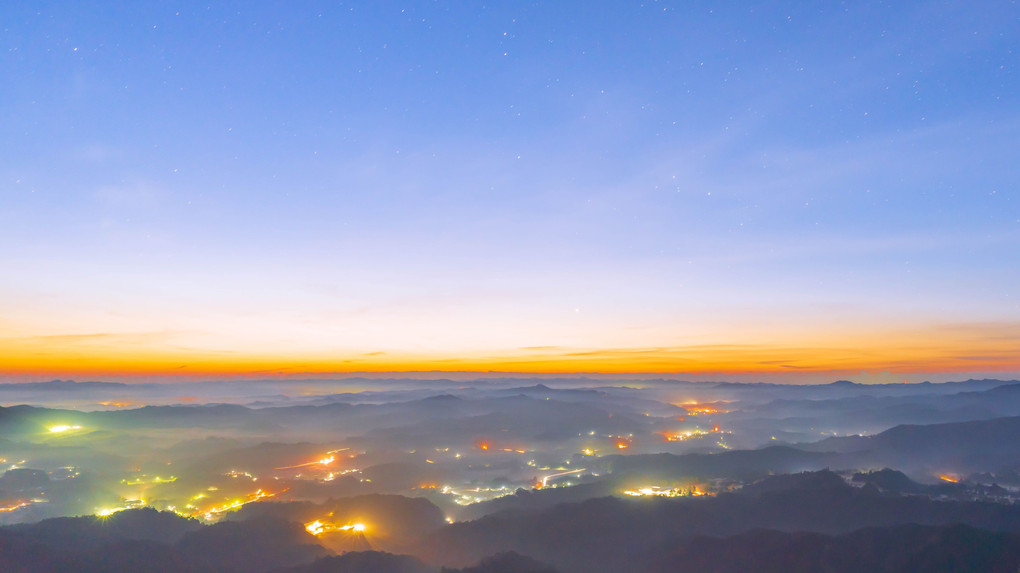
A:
[1,1,1018,380]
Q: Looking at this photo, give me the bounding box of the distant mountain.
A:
[736,381,1020,435]
[708,378,1017,403]
[805,415,1020,475]
[501,384,604,398]
[601,446,836,482]
[985,383,1020,396]
[0,405,53,432]
[422,394,462,401]
[0,380,128,391]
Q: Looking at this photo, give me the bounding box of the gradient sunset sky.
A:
[2,2,1018,382]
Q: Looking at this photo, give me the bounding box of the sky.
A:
[1,1,1018,383]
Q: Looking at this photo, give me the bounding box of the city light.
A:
[305,520,367,536]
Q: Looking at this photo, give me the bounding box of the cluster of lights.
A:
[275,448,350,471]
[0,500,32,513]
[305,520,366,536]
[201,489,280,521]
[684,406,728,415]
[540,468,586,488]
[439,484,517,505]
[475,441,526,454]
[120,475,177,485]
[675,401,730,415]
[611,435,632,449]
[322,468,360,482]
[96,498,146,517]
[276,456,333,470]
[623,486,705,497]
[662,426,727,442]
[15,439,621,526]
[9,448,384,526]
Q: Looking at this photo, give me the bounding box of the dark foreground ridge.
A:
[3,473,1020,573]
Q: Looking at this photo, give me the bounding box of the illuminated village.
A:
[4,382,1020,540]
[1,376,1020,573]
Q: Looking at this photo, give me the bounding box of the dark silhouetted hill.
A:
[271,550,434,573]
[851,468,927,494]
[43,539,213,573]
[643,524,1020,573]
[177,515,328,572]
[0,468,50,490]
[442,551,560,573]
[601,446,835,482]
[4,507,201,551]
[0,380,128,392]
[850,468,969,497]
[0,510,327,573]
[419,470,1020,573]
[230,494,445,554]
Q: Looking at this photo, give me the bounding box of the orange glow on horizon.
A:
[1,322,1018,380]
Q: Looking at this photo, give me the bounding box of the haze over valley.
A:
[4,377,1020,571]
